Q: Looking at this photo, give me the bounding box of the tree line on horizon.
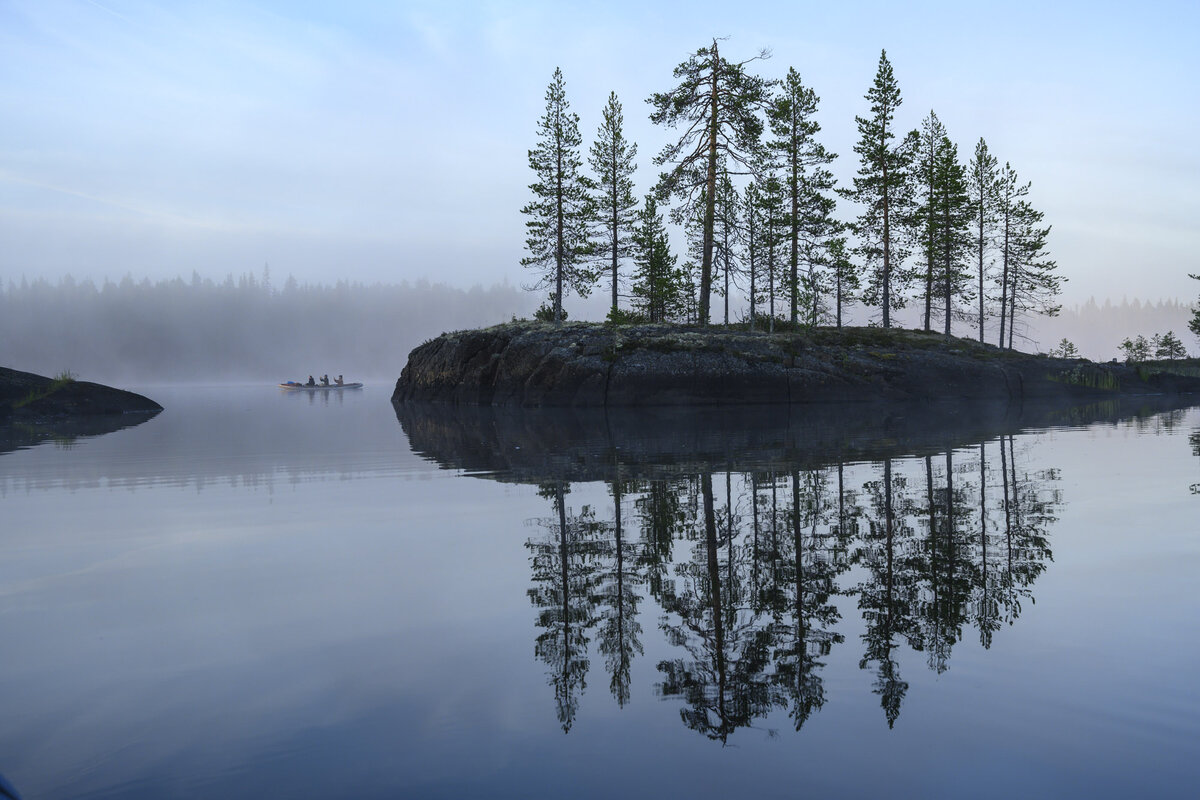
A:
[0,272,529,382]
[521,41,1063,349]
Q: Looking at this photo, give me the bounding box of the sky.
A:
[1,0,1198,306]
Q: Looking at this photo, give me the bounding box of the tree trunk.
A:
[998,206,1009,348]
[790,139,799,325]
[977,199,985,343]
[699,42,720,327]
[611,159,619,318]
[881,142,891,329]
[555,122,565,325]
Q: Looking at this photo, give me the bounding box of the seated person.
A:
[306,375,316,386]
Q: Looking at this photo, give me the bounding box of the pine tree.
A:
[827,235,859,329]
[844,50,916,328]
[757,174,787,332]
[1156,331,1187,359]
[589,92,639,320]
[521,68,595,324]
[1005,197,1061,348]
[649,39,772,325]
[767,67,838,325]
[914,110,948,331]
[930,135,973,337]
[630,194,684,323]
[966,138,998,343]
[712,169,742,325]
[1119,335,1150,363]
[743,181,763,329]
[994,162,1027,348]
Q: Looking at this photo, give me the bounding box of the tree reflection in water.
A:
[397,400,1195,738]
[524,439,1059,736]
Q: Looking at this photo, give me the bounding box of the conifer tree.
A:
[1155,331,1187,360]
[649,39,772,325]
[757,174,787,332]
[521,68,595,324]
[930,135,972,336]
[589,92,639,320]
[966,138,998,343]
[844,50,916,328]
[827,236,858,329]
[712,170,741,325]
[1005,197,1061,347]
[914,111,948,331]
[767,67,838,325]
[630,194,683,323]
[742,181,763,329]
[994,162,1028,348]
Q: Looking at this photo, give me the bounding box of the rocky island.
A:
[1,366,162,420]
[393,321,1200,407]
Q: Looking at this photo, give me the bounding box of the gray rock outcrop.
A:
[393,322,1200,407]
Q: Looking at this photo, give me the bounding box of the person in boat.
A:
[306,375,316,386]
[321,374,330,386]
[335,375,344,386]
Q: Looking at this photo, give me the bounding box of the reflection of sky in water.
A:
[0,388,1198,798]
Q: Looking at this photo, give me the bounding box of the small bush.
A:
[605,307,646,326]
[534,302,566,322]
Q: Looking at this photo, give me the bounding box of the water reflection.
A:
[396,397,1148,737]
[0,411,158,457]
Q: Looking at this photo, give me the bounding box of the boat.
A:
[279,381,363,390]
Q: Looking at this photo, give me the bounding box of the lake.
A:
[1,385,1198,799]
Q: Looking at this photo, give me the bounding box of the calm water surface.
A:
[1,385,1198,798]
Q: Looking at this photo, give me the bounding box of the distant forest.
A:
[1040,297,1195,362]
[0,273,533,384]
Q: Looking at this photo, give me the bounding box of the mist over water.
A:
[3,274,1194,388]
[0,275,534,385]
[1,387,1198,798]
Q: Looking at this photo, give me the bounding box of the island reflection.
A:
[397,397,1186,738]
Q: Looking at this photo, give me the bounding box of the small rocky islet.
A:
[392,321,1200,407]
[0,366,162,421]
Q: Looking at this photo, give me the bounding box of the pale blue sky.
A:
[1,0,1197,304]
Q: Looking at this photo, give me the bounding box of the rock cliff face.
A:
[1,367,162,420]
[392,322,1200,407]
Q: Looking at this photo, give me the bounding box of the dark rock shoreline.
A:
[1,366,162,420]
[392,322,1200,407]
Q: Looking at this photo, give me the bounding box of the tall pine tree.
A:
[712,169,741,325]
[966,138,998,343]
[757,174,787,332]
[743,181,763,329]
[930,135,972,336]
[994,162,1028,348]
[844,50,915,329]
[914,110,948,331]
[1006,197,1061,348]
[767,67,838,325]
[649,39,771,325]
[589,92,639,320]
[521,68,595,324]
